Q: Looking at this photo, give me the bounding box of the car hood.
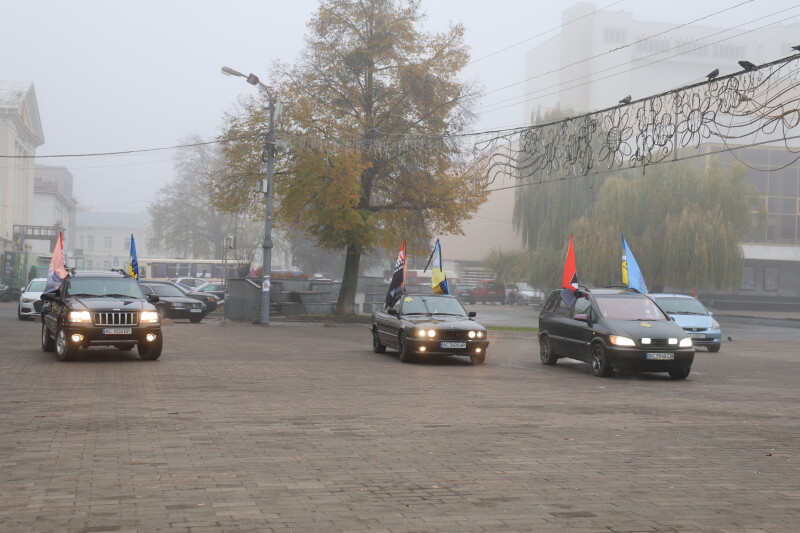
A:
[67,297,155,311]
[403,315,485,330]
[666,313,715,329]
[154,296,202,305]
[21,291,44,299]
[606,319,687,339]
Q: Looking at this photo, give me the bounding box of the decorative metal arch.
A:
[474,54,800,185]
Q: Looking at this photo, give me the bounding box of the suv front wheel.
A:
[137,334,163,360]
[41,322,54,352]
[55,327,75,362]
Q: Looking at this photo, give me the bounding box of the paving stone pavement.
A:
[0,302,798,533]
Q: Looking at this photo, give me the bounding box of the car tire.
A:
[137,334,163,361]
[156,304,168,320]
[41,322,55,352]
[590,343,613,377]
[470,351,486,365]
[539,336,558,365]
[668,367,691,380]
[189,314,203,324]
[707,344,720,353]
[398,333,413,363]
[372,328,386,354]
[55,327,75,362]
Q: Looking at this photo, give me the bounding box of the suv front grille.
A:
[94,312,139,326]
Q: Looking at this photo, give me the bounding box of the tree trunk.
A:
[335,244,361,315]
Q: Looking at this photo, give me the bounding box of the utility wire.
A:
[477,5,800,115]
[480,0,757,102]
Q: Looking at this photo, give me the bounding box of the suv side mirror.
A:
[468,311,476,318]
[146,294,160,303]
[41,292,57,302]
[387,308,398,316]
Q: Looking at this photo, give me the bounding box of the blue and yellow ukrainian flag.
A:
[128,234,139,281]
[425,239,450,295]
[621,234,647,294]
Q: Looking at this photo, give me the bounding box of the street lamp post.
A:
[221,65,278,326]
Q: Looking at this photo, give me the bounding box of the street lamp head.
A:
[221,66,245,78]
[246,73,261,86]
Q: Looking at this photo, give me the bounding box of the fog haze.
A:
[2,0,767,213]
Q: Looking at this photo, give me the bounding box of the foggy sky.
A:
[2,0,770,213]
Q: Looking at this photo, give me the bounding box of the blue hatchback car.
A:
[650,293,722,352]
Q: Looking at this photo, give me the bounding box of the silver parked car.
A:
[18,277,47,320]
[650,293,722,352]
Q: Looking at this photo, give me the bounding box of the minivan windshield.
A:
[595,295,667,321]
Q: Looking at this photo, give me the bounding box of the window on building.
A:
[741,266,755,290]
[124,237,131,249]
[764,267,779,291]
[104,236,112,249]
[87,236,94,249]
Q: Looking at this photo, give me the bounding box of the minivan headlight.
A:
[711,320,720,329]
[68,311,92,323]
[141,311,159,323]
[609,335,635,346]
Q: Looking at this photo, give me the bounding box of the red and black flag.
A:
[560,233,578,308]
[384,240,407,308]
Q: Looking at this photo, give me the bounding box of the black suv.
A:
[538,288,694,379]
[40,270,163,361]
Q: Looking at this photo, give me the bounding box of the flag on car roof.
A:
[384,240,407,307]
[621,234,647,294]
[44,232,68,293]
[127,234,140,281]
[560,233,578,307]
[423,239,450,295]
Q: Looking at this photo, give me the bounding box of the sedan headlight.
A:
[609,335,635,346]
[22,298,36,303]
[68,311,92,323]
[679,337,693,348]
[416,329,436,338]
[140,311,159,323]
[468,331,486,339]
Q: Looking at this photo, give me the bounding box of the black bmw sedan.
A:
[538,288,694,379]
[371,294,489,365]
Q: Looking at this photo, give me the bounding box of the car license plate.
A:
[190,309,202,313]
[646,352,674,360]
[102,328,132,335]
[440,341,466,349]
[690,333,705,339]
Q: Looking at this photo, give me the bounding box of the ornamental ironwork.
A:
[474,53,800,186]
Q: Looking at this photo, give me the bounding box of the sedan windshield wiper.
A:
[69,293,100,298]
[104,293,136,299]
[433,312,464,317]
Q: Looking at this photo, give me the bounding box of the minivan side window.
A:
[543,291,560,313]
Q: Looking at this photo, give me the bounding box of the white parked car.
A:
[18,277,47,320]
[169,277,210,289]
[505,282,544,306]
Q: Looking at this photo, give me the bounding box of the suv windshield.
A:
[595,295,667,321]
[66,278,143,298]
[653,297,709,316]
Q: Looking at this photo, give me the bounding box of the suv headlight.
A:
[609,335,635,346]
[679,337,693,348]
[68,311,92,323]
[141,311,159,323]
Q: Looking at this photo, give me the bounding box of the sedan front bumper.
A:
[406,337,489,357]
